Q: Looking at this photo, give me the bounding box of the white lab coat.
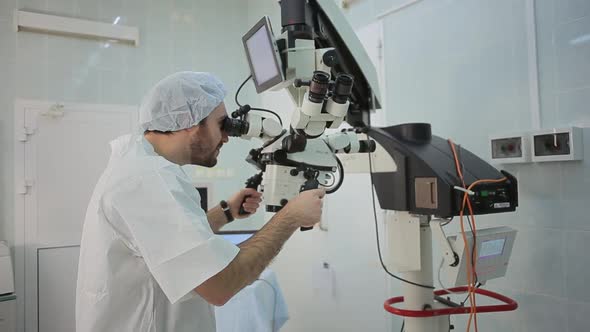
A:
[215,269,289,332]
[76,134,239,332]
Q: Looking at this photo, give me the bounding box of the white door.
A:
[14,100,137,332]
[38,246,80,332]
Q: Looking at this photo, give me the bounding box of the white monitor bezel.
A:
[242,16,285,93]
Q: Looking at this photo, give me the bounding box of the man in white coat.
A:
[76,72,325,331]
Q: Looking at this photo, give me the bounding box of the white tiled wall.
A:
[367,0,590,331]
[536,2,590,330]
[3,0,589,331]
[0,0,263,259]
[246,0,590,331]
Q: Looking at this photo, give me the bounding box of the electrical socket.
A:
[531,127,583,162]
[489,134,531,164]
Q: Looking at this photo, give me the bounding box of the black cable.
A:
[461,292,470,306]
[441,216,453,227]
[325,156,344,194]
[461,282,482,306]
[458,213,480,307]
[234,75,284,126]
[235,75,251,107]
[365,103,433,289]
[369,145,435,290]
[400,320,404,332]
[251,107,284,127]
[466,213,479,285]
[262,129,287,148]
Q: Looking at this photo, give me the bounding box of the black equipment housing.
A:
[368,124,518,217]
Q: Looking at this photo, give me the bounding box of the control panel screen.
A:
[479,238,506,259]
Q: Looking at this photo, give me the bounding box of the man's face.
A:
[187,103,229,167]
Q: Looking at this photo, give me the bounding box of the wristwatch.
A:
[219,200,234,223]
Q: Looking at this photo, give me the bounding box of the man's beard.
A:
[198,154,217,167]
[189,140,221,167]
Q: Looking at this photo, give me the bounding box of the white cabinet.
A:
[0,297,17,332]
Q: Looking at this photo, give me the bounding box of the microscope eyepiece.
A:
[231,104,251,118]
[308,71,330,103]
[332,73,354,104]
[222,116,249,137]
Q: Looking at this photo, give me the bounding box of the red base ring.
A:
[384,287,518,318]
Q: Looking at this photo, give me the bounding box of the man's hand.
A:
[227,188,263,219]
[278,188,325,228]
[197,188,325,306]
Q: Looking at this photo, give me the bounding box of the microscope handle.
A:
[239,173,263,216]
[238,199,251,215]
[300,178,320,231]
[238,190,256,216]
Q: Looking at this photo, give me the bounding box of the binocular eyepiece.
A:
[308,71,331,103]
[222,104,251,137]
[298,71,354,105]
[332,73,354,104]
[222,116,249,137]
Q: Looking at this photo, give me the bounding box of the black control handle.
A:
[239,173,263,216]
[300,178,320,231]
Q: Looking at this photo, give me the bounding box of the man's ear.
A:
[184,125,202,137]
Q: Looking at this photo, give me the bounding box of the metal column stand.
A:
[383,212,517,332]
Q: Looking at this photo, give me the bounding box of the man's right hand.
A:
[279,188,326,228]
[196,188,326,306]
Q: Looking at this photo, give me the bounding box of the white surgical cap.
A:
[139,71,227,132]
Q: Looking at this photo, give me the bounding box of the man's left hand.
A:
[227,188,263,219]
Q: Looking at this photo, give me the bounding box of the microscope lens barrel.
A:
[358,140,376,153]
[308,71,330,103]
[344,139,376,153]
[280,0,307,30]
[332,73,354,104]
[222,117,249,137]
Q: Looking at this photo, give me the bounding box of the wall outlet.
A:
[489,134,531,164]
[531,127,583,162]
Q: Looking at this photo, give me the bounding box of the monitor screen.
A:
[479,238,506,259]
[243,16,284,93]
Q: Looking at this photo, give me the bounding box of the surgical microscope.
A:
[222,1,521,331]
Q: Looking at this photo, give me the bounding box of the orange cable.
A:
[464,178,508,331]
[448,139,476,331]
[449,139,509,332]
